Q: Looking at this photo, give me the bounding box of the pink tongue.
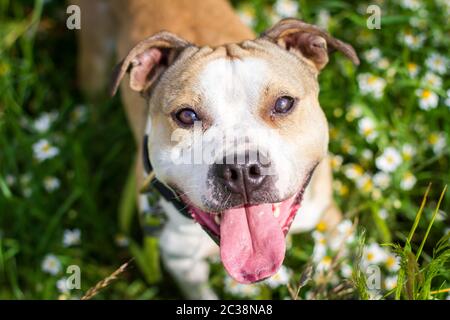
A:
[220,203,286,283]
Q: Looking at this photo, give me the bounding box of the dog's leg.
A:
[158,198,219,300]
[72,0,117,98]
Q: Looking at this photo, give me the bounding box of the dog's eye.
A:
[174,108,200,126]
[273,96,295,114]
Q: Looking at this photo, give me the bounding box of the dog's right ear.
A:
[110,31,192,97]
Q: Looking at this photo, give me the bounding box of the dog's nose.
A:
[214,153,271,201]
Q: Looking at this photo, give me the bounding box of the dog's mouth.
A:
[179,171,313,284]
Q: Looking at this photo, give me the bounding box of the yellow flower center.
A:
[367,252,374,261]
[42,143,51,153]
[421,90,431,99]
[316,221,328,232]
[367,76,377,85]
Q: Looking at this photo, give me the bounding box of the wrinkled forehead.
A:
[151,39,318,112]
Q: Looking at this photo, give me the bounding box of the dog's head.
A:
[111,19,359,283]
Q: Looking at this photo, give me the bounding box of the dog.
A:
[74,0,359,299]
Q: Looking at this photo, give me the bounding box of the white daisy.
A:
[384,275,398,290]
[356,174,374,193]
[33,112,57,133]
[63,229,81,247]
[362,149,373,161]
[402,144,416,161]
[33,139,59,162]
[425,53,447,75]
[42,254,62,275]
[406,62,420,77]
[274,0,299,18]
[358,117,378,142]
[423,72,442,89]
[376,58,390,70]
[312,231,327,263]
[400,0,421,10]
[416,88,438,110]
[340,263,353,278]
[373,172,391,190]
[316,255,332,272]
[400,172,417,190]
[344,163,364,180]
[378,209,388,219]
[362,243,387,267]
[375,147,402,173]
[336,219,355,243]
[357,73,386,99]
[385,254,401,272]
[330,154,343,170]
[238,6,255,27]
[265,265,291,288]
[363,48,382,64]
[403,32,426,50]
[427,132,446,154]
[43,176,60,192]
[224,276,260,297]
[56,278,69,294]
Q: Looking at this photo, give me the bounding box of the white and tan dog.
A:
[75,0,359,299]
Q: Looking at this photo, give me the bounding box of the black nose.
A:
[214,153,271,201]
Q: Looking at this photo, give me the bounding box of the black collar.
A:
[142,135,192,220]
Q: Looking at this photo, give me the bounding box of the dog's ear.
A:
[110,31,192,97]
[261,18,359,71]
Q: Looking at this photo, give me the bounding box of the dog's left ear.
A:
[110,31,192,97]
[261,18,359,71]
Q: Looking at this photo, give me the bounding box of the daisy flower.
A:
[63,229,81,247]
[373,172,391,190]
[43,176,60,192]
[406,62,420,77]
[238,5,255,27]
[402,144,416,161]
[378,209,388,219]
[427,132,446,154]
[330,154,343,170]
[340,263,353,278]
[357,73,386,99]
[384,275,398,290]
[33,139,59,162]
[42,254,62,275]
[362,149,373,161]
[362,243,387,267]
[344,163,364,180]
[400,172,417,190]
[400,0,421,10]
[425,53,447,75]
[358,117,378,142]
[416,89,438,110]
[423,72,442,89]
[316,255,332,272]
[356,174,374,194]
[375,147,402,173]
[33,112,58,133]
[264,265,291,288]
[402,32,426,50]
[363,48,382,64]
[274,0,299,18]
[385,254,401,272]
[56,278,69,294]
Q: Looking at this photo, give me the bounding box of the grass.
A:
[0,0,449,299]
